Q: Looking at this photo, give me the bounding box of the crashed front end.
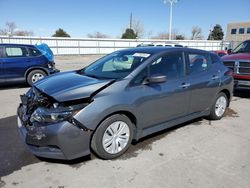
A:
[17,87,92,160]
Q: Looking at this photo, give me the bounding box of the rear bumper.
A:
[48,68,60,75]
[17,116,91,160]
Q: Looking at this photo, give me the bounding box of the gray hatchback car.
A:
[17,47,233,160]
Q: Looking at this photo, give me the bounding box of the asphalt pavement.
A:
[0,56,250,188]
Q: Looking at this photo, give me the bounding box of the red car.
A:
[211,50,227,57]
[222,40,250,89]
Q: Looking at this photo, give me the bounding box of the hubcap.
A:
[102,121,130,154]
[215,96,227,117]
[31,73,44,83]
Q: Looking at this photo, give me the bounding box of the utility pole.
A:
[164,0,179,40]
[130,12,133,30]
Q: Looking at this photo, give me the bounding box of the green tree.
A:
[52,28,70,37]
[121,28,137,39]
[208,24,224,40]
[175,34,185,40]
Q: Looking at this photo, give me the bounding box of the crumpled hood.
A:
[34,71,113,102]
[222,53,250,61]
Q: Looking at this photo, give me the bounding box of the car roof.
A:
[119,46,208,55]
[0,43,36,48]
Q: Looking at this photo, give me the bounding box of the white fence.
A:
[0,36,228,55]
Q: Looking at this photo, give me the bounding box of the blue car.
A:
[0,43,59,86]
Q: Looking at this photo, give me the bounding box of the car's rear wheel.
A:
[27,70,46,86]
[208,92,228,120]
[91,114,134,159]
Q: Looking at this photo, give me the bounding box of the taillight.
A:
[224,69,233,76]
[48,61,55,69]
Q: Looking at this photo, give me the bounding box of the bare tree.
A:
[0,22,17,35]
[191,26,204,40]
[0,21,33,36]
[132,18,145,38]
[87,32,109,38]
[151,32,169,40]
[15,30,34,36]
[151,29,183,40]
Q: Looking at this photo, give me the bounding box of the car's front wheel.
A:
[27,70,46,86]
[208,92,228,120]
[91,114,134,159]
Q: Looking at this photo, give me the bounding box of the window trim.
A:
[4,46,29,58]
[0,47,3,58]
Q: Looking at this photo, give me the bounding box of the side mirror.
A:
[227,49,232,55]
[144,75,167,84]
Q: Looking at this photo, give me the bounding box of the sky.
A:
[0,0,250,39]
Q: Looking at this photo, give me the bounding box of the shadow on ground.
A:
[0,116,39,177]
[234,89,250,98]
[0,83,28,90]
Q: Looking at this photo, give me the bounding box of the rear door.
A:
[185,51,220,114]
[2,45,30,81]
[129,51,191,129]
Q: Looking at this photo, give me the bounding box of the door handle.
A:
[179,83,191,88]
[212,75,219,80]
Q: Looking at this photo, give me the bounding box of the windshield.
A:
[82,51,151,79]
[232,41,250,53]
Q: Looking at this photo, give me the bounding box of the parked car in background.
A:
[137,42,183,47]
[211,50,227,57]
[17,47,233,160]
[222,40,250,89]
[0,43,59,86]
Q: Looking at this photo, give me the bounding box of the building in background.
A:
[226,21,250,48]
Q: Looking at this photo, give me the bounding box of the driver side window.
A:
[149,52,185,80]
[131,52,185,86]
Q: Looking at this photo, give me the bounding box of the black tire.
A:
[91,114,134,159]
[207,92,228,120]
[27,70,46,86]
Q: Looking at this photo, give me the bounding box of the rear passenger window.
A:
[188,53,210,74]
[28,47,42,56]
[211,54,221,64]
[5,47,28,57]
[150,52,185,80]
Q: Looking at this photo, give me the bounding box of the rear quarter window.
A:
[28,47,42,57]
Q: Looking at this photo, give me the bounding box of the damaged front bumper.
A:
[17,107,92,160]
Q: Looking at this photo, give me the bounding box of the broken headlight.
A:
[30,103,87,124]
